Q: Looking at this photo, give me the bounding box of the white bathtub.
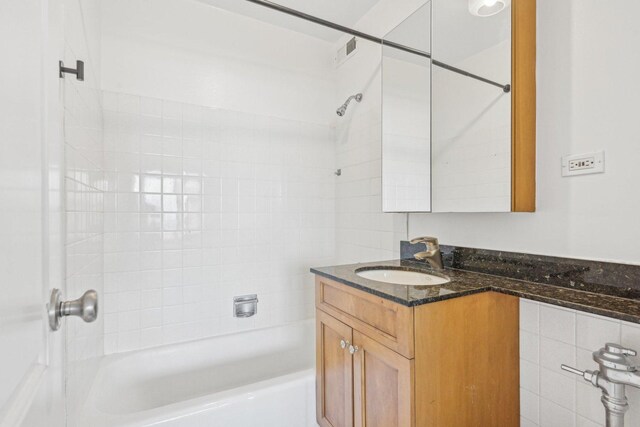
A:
[79,320,317,427]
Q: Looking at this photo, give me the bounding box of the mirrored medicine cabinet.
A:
[382,0,535,213]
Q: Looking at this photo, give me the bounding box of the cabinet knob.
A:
[340,339,350,349]
[349,345,359,354]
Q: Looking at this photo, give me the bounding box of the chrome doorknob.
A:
[62,289,98,322]
[48,288,98,331]
[340,339,350,349]
[349,345,359,355]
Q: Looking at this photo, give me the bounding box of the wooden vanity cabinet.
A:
[315,276,519,427]
[316,309,414,427]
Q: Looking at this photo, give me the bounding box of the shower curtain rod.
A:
[244,0,511,93]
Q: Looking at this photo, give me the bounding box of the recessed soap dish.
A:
[233,294,258,318]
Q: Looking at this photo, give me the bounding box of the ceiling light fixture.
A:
[468,0,510,17]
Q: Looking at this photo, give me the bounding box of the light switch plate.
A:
[561,151,605,177]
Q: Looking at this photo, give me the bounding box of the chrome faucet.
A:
[410,236,444,270]
[562,343,640,427]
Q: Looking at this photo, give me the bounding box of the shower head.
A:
[336,93,363,117]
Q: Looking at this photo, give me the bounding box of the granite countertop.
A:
[310,259,640,324]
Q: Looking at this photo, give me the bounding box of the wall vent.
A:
[335,37,358,68]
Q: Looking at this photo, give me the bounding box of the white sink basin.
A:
[356,269,450,286]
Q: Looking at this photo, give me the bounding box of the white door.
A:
[0,0,67,425]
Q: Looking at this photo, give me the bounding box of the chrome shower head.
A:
[336,93,363,117]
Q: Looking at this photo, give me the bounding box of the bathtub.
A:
[79,320,318,427]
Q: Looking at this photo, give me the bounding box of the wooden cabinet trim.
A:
[511,0,537,212]
[315,277,415,359]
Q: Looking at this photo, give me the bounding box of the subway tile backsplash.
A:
[101,91,335,353]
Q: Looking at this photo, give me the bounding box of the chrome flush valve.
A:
[562,343,640,427]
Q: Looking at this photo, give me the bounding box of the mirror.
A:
[382,0,535,213]
[382,2,432,213]
[431,0,512,212]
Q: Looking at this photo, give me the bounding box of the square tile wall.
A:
[519,299,640,427]
[335,102,408,263]
[102,91,335,353]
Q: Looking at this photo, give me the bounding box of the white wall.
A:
[24,0,68,424]
[0,0,96,424]
[0,0,48,423]
[100,0,335,127]
[99,0,336,353]
[411,0,640,264]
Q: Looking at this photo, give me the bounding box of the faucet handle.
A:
[410,236,439,247]
[561,364,598,386]
[561,364,585,376]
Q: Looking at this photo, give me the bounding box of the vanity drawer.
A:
[315,276,414,358]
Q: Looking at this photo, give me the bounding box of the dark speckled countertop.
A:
[310,259,640,324]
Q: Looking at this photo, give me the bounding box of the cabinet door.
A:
[414,292,519,426]
[317,310,354,427]
[353,331,414,427]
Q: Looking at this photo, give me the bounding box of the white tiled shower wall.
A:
[519,300,640,427]
[101,91,335,353]
[98,0,338,353]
